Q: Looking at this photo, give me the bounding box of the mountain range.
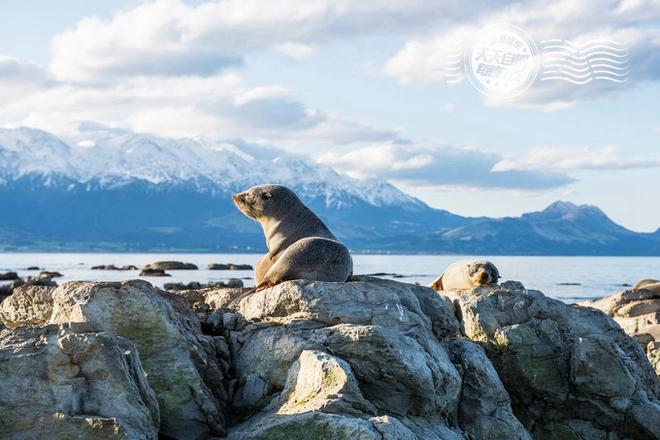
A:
[1,125,659,255]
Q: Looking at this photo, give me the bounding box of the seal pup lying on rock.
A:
[430,259,500,291]
[232,184,353,291]
[634,278,660,293]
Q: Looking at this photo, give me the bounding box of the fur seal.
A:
[232,184,353,291]
[430,259,500,291]
[634,279,660,293]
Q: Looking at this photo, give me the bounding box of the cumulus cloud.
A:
[0,64,399,149]
[3,0,658,194]
[381,0,660,109]
[493,145,660,172]
[318,143,574,190]
[48,0,493,82]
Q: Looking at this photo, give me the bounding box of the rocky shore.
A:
[0,277,658,439]
[582,280,660,377]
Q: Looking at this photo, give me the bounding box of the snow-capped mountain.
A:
[0,125,658,255]
[0,124,422,210]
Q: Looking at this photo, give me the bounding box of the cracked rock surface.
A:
[582,282,660,379]
[0,277,658,439]
[446,283,660,439]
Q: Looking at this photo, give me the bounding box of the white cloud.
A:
[48,0,490,83]
[273,42,316,58]
[381,1,660,109]
[318,142,575,190]
[3,0,659,179]
[0,61,398,148]
[493,145,660,172]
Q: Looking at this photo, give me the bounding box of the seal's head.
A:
[232,184,299,220]
[468,260,500,286]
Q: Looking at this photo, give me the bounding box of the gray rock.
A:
[144,261,198,270]
[48,280,227,439]
[0,283,55,328]
[208,263,230,270]
[224,278,526,439]
[447,339,532,440]
[3,276,653,440]
[37,270,63,279]
[139,268,170,277]
[448,285,660,439]
[0,324,159,439]
[207,263,253,270]
[583,286,660,380]
[0,271,19,281]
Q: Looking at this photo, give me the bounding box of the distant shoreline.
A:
[2,249,660,258]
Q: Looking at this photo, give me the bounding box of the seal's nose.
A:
[232,193,241,202]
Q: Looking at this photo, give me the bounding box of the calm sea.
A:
[1,253,659,302]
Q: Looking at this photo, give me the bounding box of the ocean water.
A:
[0,253,659,302]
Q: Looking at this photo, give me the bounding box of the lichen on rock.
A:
[0,276,658,440]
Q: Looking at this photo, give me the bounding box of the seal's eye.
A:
[262,192,272,199]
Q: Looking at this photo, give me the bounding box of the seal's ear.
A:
[262,191,272,199]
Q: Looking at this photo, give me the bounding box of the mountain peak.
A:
[0,124,422,210]
[541,200,606,218]
[517,200,618,230]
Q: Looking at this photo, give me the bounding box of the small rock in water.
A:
[25,266,40,271]
[208,263,253,270]
[0,272,19,281]
[144,261,198,270]
[226,278,243,288]
[207,263,229,270]
[25,277,57,287]
[139,268,171,277]
[557,282,581,286]
[92,264,138,271]
[37,271,62,279]
[91,264,119,270]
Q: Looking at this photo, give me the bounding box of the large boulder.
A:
[0,324,159,439]
[1,275,657,440]
[220,277,530,439]
[0,283,55,328]
[445,283,660,439]
[583,283,660,377]
[46,280,228,439]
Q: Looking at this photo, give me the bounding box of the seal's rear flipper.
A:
[430,275,444,291]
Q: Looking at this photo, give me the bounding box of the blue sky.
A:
[1,0,659,231]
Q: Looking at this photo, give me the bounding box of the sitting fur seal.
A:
[232,184,353,291]
[430,259,500,291]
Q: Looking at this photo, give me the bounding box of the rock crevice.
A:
[0,277,658,439]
